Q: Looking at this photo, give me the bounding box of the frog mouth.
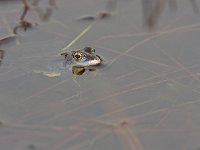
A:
[75,56,102,67]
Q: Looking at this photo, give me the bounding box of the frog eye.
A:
[72,51,84,61]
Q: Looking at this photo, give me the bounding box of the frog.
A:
[33,47,102,76]
[60,47,103,75]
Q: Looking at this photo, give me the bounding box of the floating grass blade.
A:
[60,20,98,52]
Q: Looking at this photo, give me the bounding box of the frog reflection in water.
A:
[60,47,102,75]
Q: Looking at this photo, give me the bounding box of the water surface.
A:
[0,0,200,150]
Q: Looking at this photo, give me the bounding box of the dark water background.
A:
[1,0,200,150]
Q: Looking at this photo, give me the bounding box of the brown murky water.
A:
[0,0,200,150]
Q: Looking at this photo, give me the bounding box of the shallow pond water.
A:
[1,0,200,150]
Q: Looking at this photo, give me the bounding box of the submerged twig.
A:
[78,0,112,21]
[141,0,167,28]
[13,0,35,34]
[0,35,16,45]
[106,0,117,12]
[78,15,96,21]
[98,11,111,19]
[37,7,52,21]
[14,0,56,34]
[13,20,34,34]
[190,0,199,13]
[32,0,56,21]
[0,49,5,66]
[141,0,199,29]
[0,35,16,66]
[20,0,29,21]
[78,11,111,21]
[0,49,4,60]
